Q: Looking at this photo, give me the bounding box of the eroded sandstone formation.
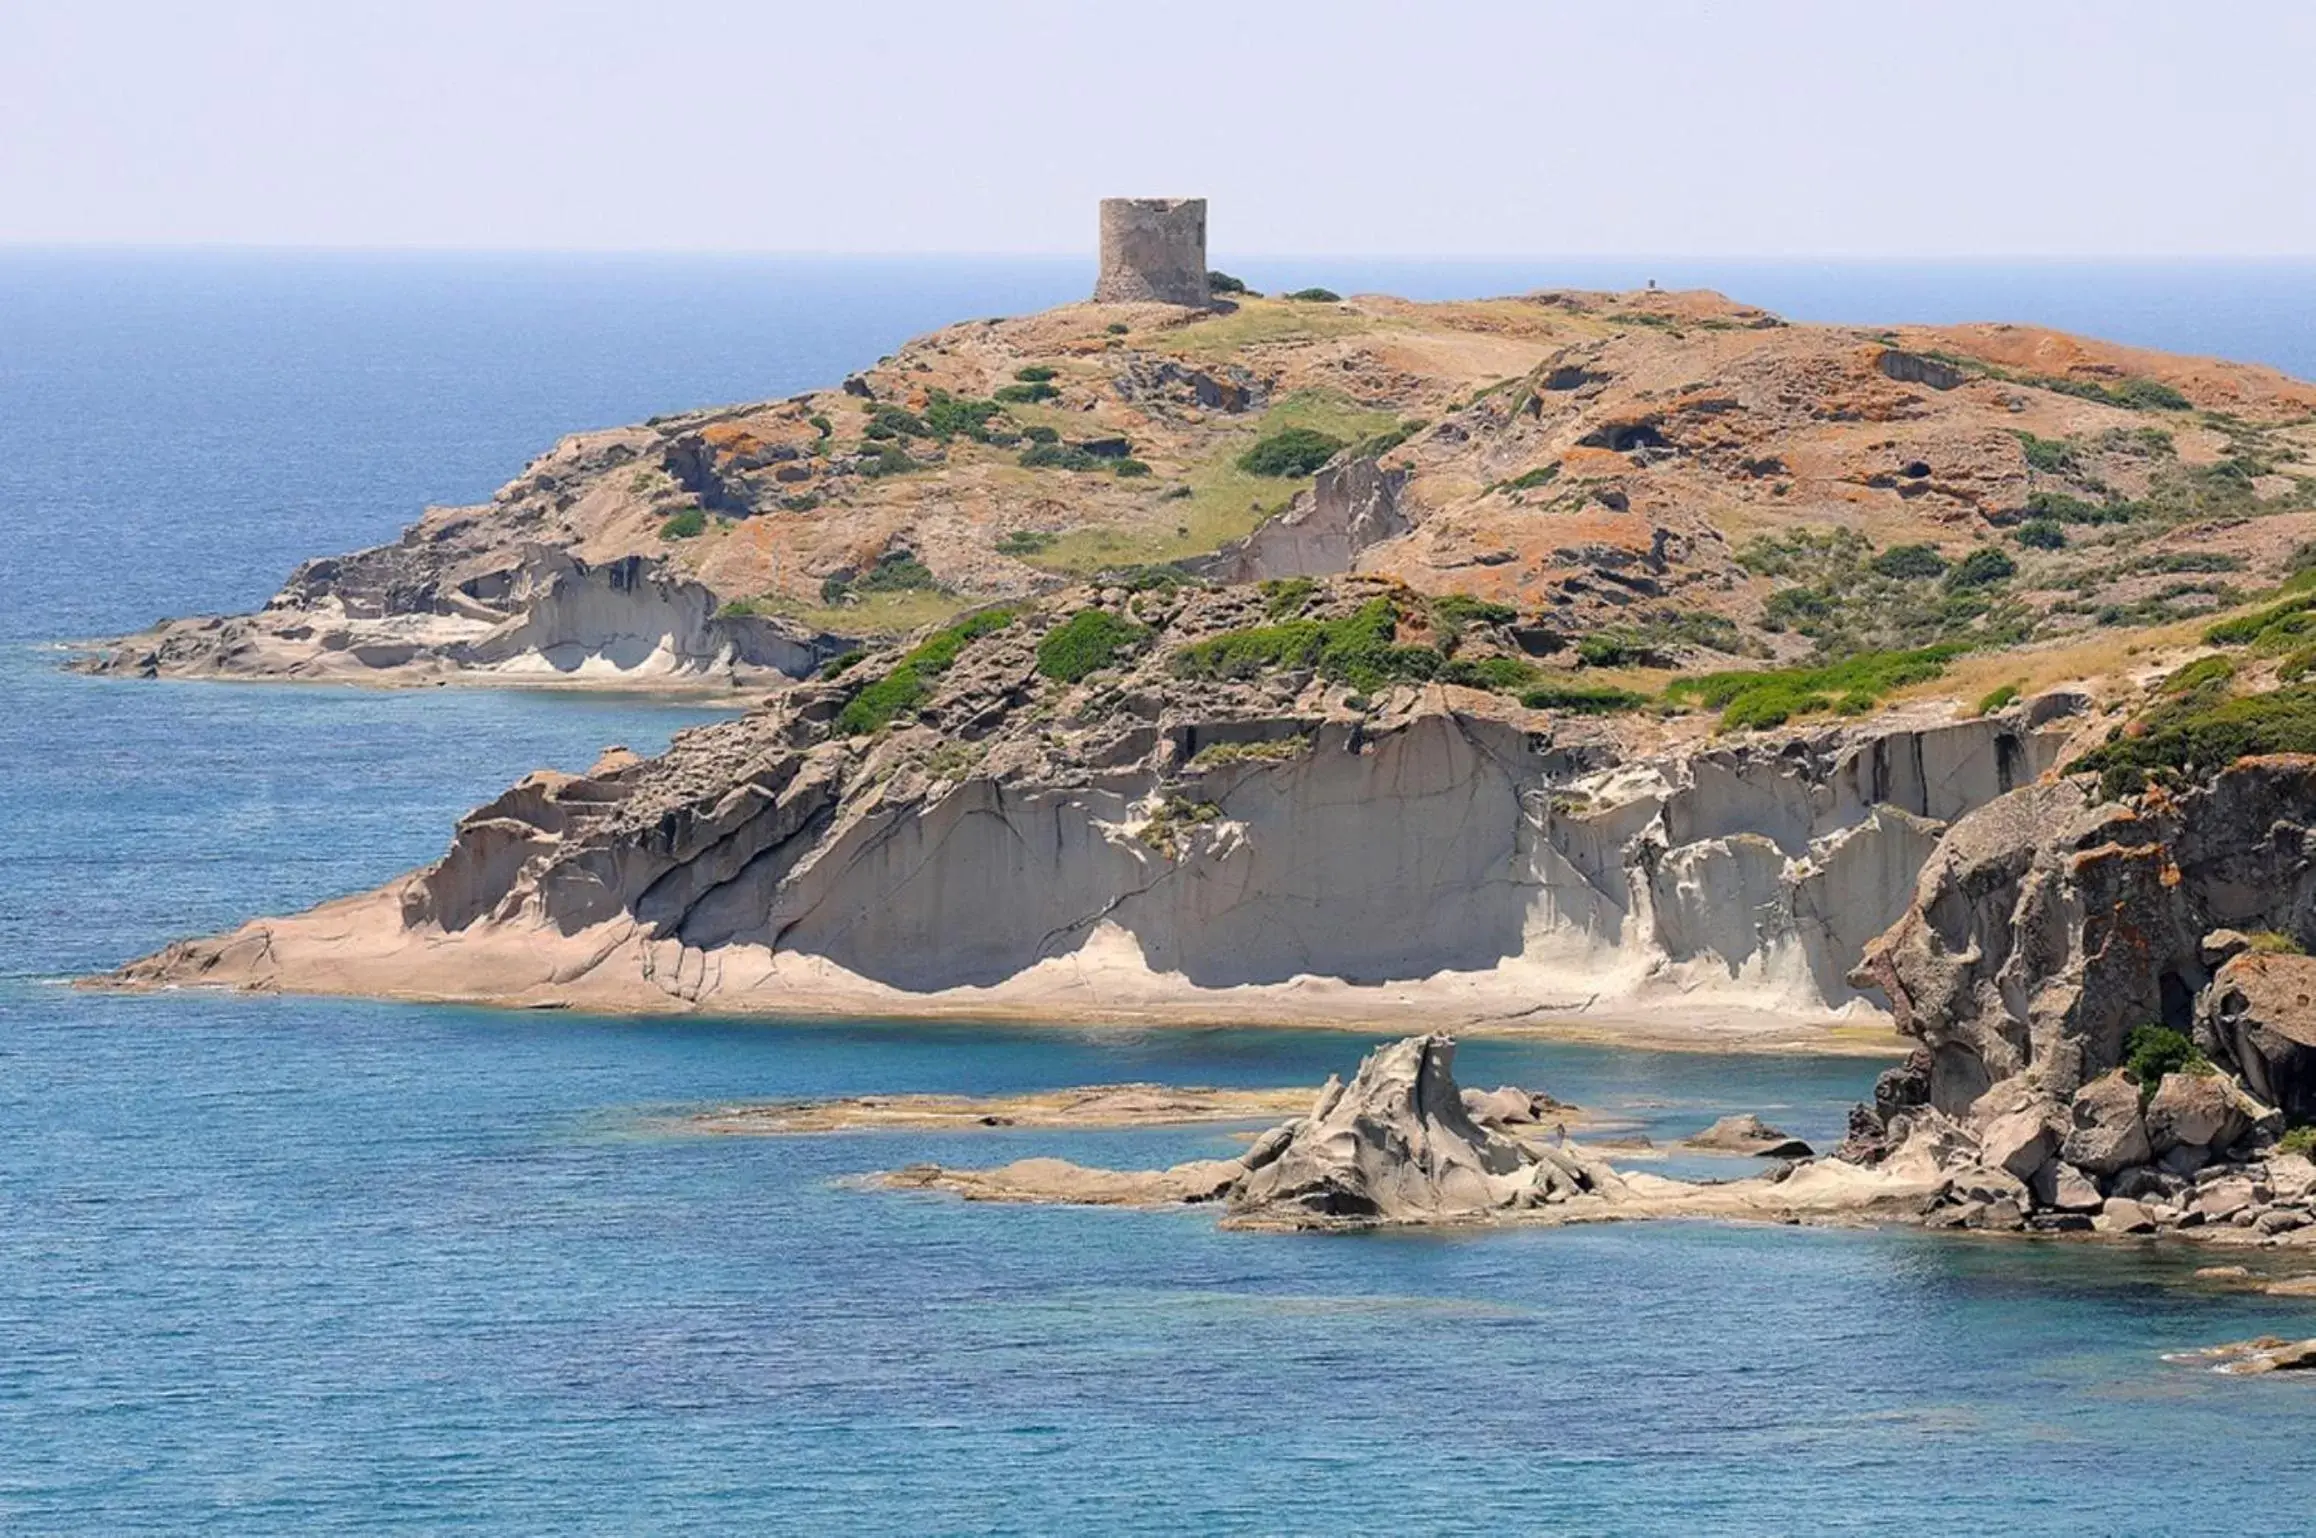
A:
[104,577,2074,1027]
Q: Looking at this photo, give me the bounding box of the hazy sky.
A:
[4,0,2310,255]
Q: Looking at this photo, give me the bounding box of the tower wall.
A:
[1094,198,1209,307]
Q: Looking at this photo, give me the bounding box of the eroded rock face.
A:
[1851,756,2316,1234]
[1226,1036,1613,1225]
[2202,952,2316,1120]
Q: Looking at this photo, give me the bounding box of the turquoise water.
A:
[7,256,2316,1532]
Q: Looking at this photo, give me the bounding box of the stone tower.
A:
[1093,198,1209,307]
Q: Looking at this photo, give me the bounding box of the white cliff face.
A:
[117,666,2075,1031]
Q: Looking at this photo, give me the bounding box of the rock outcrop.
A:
[1684,1114,1812,1157]
[102,576,2074,1030]
[1848,755,2316,1239]
[1222,1036,1621,1225]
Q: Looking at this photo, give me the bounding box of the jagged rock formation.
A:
[1224,1036,1621,1225]
[72,271,2316,688]
[1847,756,2316,1241]
[881,1032,1946,1232]
[103,577,2075,1029]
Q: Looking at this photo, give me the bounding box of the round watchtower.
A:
[1093,198,1209,307]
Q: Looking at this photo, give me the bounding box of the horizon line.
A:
[4,242,2316,265]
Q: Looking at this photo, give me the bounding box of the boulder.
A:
[2060,1071,2152,1176]
[2094,1196,2156,1234]
[2145,1070,2255,1155]
[2202,953,2316,1122]
[2034,1161,2105,1212]
[1685,1114,1813,1158]
[1979,1105,2057,1183]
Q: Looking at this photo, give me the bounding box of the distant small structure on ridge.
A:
[1094,198,1209,307]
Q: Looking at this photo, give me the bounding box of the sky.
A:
[3,0,2311,256]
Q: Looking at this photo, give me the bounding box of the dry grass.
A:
[1153,298,1385,362]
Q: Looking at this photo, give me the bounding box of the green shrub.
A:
[863,405,929,440]
[1518,679,1649,714]
[2029,374,2192,412]
[836,607,1021,736]
[2013,431,2079,475]
[1022,424,1060,444]
[1105,322,1129,336]
[779,492,821,513]
[2071,678,2316,799]
[1019,442,1104,471]
[808,413,833,438]
[1502,463,1562,493]
[1285,287,1341,303]
[2161,655,2237,697]
[2280,1124,2316,1157]
[2015,520,2067,550]
[1354,420,1427,460]
[1112,457,1151,477]
[995,530,1055,556]
[2207,591,2316,648]
[1013,365,1057,383]
[819,649,866,679]
[1206,271,1250,295]
[1429,593,1519,635]
[2122,1024,2209,1098]
[1035,609,1147,683]
[1975,683,2021,715]
[855,442,920,478]
[1261,577,1317,618]
[921,392,1004,441]
[1171,597,1437,694]
[2027,490,2131,525]
[658,509,707,540]
[1439,655,1538,692]
[2248,930,2307,956]
[1576,633,1651,668]
[1237,427,1348,477]
[1666,644,1964,731]
[1870,544,1950,580]
[1944,548,2017,591]
[994,381,1059,405]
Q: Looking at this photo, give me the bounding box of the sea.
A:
[4,251,2316,1534]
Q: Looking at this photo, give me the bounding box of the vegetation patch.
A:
[1187,735,1310,770]
[822,553,942,606]
[658,508,707,541]
[2071,658,2316,799]
[2122,1025,2211,1100]
[1261,576,1317,618]
[1171,597,1441,695]
[995,529,1056,556]
[1743,528,2028,657]
[1206,271,1250,296]
[1138,796,1222,858]
[1238,427,1349,478]
[1973,683,2022,716]
[2028,375,2192,412]
[1499,463,1563,494]
[1667,645,1965,731]
[1035,609,1147,684]
[1284,287,1341,303]
[1519,679,1649,714]
[836,607,1022,736]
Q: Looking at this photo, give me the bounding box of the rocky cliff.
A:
[1846,754,2316,1238]
[109,576,2073,1035]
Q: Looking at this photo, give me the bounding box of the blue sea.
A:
[5,253,2316,1534]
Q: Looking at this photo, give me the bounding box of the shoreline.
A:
[84,971,1910,1057]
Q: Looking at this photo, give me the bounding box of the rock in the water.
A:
[2061,1071,2153,1176]
[2094,1196,2157,1235]
[1224,1034,1615,1227]
[1461,1085,1543,1127]
[1685,1113,1813,1158]
[2186,1336,2316,1374]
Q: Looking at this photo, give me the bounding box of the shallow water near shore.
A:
[9,254,2316,1532]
